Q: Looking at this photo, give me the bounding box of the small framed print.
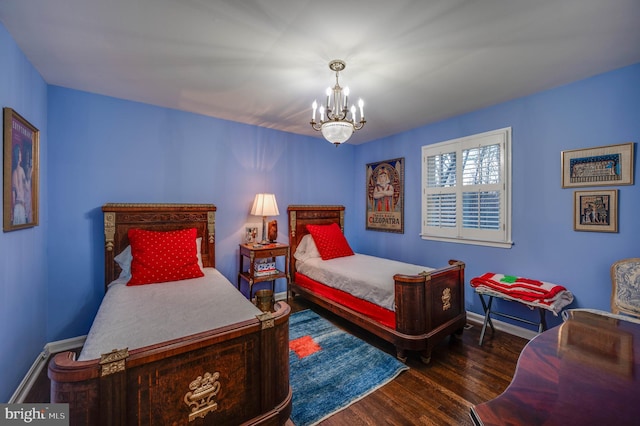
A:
[243,224,260,244]
[573,189,618,233]
[561,142,634,188]
[3,108,39,232]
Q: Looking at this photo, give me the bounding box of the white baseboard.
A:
[466,311,537,341]
[9,351,49,404]
[10,310,535,403]
[9,335,86,403]
[45,335,87,355]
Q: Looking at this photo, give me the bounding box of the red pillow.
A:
[306,223,354,260]
[127,228,204,286]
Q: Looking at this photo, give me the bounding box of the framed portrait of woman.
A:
[366,157,404,233]
[3,108,39,232]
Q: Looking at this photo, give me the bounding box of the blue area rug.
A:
[289,310,408,425]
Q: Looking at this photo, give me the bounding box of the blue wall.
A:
[2,15,639,402]
[354,63,640,327]
[0,24,48,402]
[46,87,357,342]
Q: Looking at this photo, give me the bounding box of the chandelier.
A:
[310,60,366,146]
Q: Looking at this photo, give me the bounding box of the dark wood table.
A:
[470,310,640,425]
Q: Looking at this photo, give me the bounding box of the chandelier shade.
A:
[310,60,366,146]
[321,121,354,144]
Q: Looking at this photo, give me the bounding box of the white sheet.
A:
[78,268,261,361]
[296,254,435,311]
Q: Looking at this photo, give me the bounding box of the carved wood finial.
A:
[104,212,116,251]
[207,211,215,243]
[290,211,297,238]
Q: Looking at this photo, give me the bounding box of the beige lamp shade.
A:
[250,193,279,216]
[250,193,279,243]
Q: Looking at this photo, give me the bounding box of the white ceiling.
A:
[1,0,639,144]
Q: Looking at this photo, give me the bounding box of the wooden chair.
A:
[610,258,640,319]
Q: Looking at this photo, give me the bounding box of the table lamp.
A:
[250,193,279,244]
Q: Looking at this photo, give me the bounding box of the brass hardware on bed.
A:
[99,348,128,376]
[442,288,452,311]
[207,211,215,243]
[184,371,221,422]
[104,212,116,251]
[257,312,275,329]
[290,211,297,238]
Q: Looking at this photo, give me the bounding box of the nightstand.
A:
[238,242,290,301]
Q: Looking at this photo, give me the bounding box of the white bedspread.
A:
[78,268,261,361]
[296,254,434,311]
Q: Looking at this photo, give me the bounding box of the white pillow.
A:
[294,234,321,263]
[114,244,132,280]
[114,237,204,280]
[196,237,203,269]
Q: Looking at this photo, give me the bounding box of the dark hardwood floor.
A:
[27,297,528,425]
[289,298,527,426]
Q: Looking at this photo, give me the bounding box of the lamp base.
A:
[260,216,268,244]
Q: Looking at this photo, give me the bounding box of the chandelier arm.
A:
[353,120,367,131]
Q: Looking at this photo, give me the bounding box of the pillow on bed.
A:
[127,228,204,285]
[294,234,322,262]
[306,223,354,260]
[114,245,133,280]
[115,237,203,280]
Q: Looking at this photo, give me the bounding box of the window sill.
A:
[420,234,513,249]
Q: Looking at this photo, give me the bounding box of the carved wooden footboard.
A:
[49,303,291,425]
[288,205,466,363]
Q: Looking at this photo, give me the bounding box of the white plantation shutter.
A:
[426,193,456,228]
[425,152,457,230]
[422,128,512,248]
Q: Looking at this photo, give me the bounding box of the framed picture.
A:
[243,224,260,244]
[561,142,634,188]
[573,189,618,233]
[366,157,404,233]
[3,108,39,232]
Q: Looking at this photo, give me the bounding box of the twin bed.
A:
[48,203,466,425]
[48,204,291,426]
[287,205,466,363]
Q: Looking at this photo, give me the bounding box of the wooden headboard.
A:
[287,205,345,276]
[102,203,216,289]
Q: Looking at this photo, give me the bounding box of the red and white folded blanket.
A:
[470,272,574,314]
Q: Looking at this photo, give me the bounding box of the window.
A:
[421,127,512,248]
